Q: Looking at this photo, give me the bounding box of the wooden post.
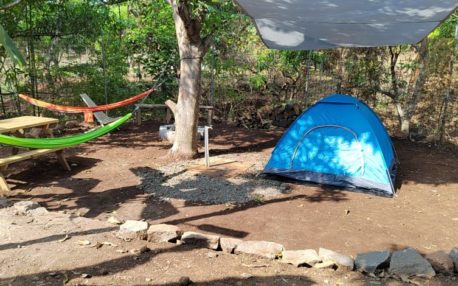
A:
[207,108,213,126]
[135,107,142,126]
[0,165,10,192]
[204,126,211,168]
[166,107,172,123]
[83,112,94,124]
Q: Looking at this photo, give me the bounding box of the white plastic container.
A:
[159,124,205,143]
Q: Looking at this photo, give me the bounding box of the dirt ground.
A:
[0,120,457,285]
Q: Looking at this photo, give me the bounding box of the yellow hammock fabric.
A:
[0,113,132,149]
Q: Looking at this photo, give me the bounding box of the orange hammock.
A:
[18,88,155,123]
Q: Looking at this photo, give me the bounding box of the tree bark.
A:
[395,102,410,135]
[167,0,211,158]
[402,38,429,136]
[169,57,202,157]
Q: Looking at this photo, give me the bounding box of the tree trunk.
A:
[402,38,429,136]
[166,0,211,158]
[395,102,410,136]
[169,57,202,157]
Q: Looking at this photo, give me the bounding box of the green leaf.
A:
[0,23,26,66]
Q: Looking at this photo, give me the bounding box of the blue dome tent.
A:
[264,94,398,197]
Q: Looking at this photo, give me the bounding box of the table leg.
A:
[11,129,25,155]
[56,150,71,171]
[0,165,10,192]
[42,124,53,137]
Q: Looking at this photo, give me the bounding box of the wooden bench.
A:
[134,104,214,126]
[0,148,70,192]
[0,116,71,192]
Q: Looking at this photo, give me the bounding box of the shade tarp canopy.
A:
[234,0,458,50]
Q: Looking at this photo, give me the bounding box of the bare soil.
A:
[0,120,457,285]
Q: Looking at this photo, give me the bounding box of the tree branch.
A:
[379,89,396,100]
[201,35,213,54]
[0,0,22,10]
[165,99,177,115]
[98,0,129,5]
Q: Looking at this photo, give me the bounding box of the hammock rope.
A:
[18,88,155,113]
[0,113,132,149]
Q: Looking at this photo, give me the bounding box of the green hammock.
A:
[0,113,132,149]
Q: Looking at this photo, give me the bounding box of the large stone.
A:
[319,248,354,270]
[389,248,435,278]
[117,220,148,240]
[234,240,284,259]
[27,207,49,216]
[220,237,242,254]
[425,251,454,274]
[147,224,182,243]
[314,260,337,269]
[181,231,220,250]
[450,247,458,273]
[281,249,321,267]
[14,201,40,213]
[355,251,391,273]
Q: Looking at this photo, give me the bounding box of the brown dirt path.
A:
[1,120,457,285]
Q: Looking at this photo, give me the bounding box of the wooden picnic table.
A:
[0,116,70,192]
[134,104,214,126]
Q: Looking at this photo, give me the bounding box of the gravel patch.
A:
[137,153,289,204]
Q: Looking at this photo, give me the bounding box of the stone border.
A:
[3,199,458,282]
[118,220,458,281]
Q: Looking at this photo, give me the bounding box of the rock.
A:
[206,251,219,258]
[129,245,149,255]
[177,276,192,286]
[107,216,123,225]
[14,201,40,213]
[319,248,354,270]
[389,248,435,278]
[314,260,337,269]
[234,240,284,259]
[117,220,148,240]
[355,251,391,273]
[281,249,321,267]
[147,224,182,243]
[220,237,242,254]
[425,251,454,274]
[27,207,49,216]
[450,247,458,273]
[280,183,290,192]
[0,197,9,208]
[240,273,253,279]
[181,231,220,250]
